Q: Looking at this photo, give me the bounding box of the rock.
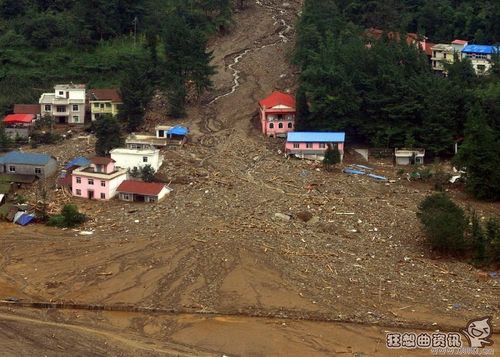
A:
[296,211,313,222]
[274,213,291,221]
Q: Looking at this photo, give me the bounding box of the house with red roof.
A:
[71,157,127,200]
[116,180,171,203]
[259,91,296,137]
[2,114,36,138]
[13,104,41,119]
[88,88,123,121]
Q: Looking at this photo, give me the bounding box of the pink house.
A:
[285,132,345,161]
[259,91,296,137]
[71,157,127,200]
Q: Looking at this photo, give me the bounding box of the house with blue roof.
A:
[285,132,345,161]
[0,151,57,180]
[461,44,499,75]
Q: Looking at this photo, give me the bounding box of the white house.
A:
[110,148,164,172]
[395,148,425,165]
[39,84,86,124]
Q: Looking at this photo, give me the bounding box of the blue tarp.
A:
[367,173,388,181]
[15,213,35,226]
[65,156,91,169]
[167,126,189,136]
[343,168,366,175]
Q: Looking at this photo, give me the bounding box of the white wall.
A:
[111,149,163,172]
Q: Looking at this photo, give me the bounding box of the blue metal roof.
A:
[167,125,189,136]
[287,132,345,143]
[462,45,499,55]
[65,157,91,169]
[0,151,53,166]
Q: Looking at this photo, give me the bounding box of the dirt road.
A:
[0,0,499,355]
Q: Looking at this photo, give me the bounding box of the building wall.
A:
[261,109,295,137]
[111,150,163,171]
[90,101,121,121]
[285,142,345,152]
[3,158,57,178]
[5,128,30,139]
[72,173,127,200]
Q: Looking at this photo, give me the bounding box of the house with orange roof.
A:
[88,88,122,121]
[259,91,296,137]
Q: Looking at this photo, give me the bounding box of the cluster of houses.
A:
[2,84,123,138]
[365,28,499,76]
[259,91,346,162]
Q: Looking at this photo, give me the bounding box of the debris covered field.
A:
[0,0,498,355]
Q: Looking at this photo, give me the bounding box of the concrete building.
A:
[395,149,425,165]
[39,84,86,124]
[285,132,345,161]
[461,45,500,75]
[71,157,127,200]
[259,91,296,138]
[110,148,164,172]
[88,88,123,121]
[0,151,57,179]
[116,180,171,203]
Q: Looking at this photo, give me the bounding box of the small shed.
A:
[116,180,171,203]
[395,149,425,165]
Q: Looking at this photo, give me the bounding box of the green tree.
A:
[417,193,467,253]
[47,204,86,228]
[323,143,341,171]
[295,87,310,131]
[94,114,124,156]
[0,124,12,151]
[140,164,156,182]
[454,103,500,201]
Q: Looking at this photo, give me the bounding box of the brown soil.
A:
[0,0,499,355]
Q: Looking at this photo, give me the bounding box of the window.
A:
[34,168,42,174]
[100,193,106,199]
[56,106,66,113]
[76,177,81,184]
[101,181,106,187]
[8,166,15,172]
[100,103,105,109]
[277,114,283,120]
[123,194,131,201]
[94,103,100,108]
[105,103,111,108]
[287,122,293,129]
[73,116,79,123]
[269,123,274,129]
[319,143,326,149]
[143,157,148,163]
[443,53,447,59]
[293,143,299,149]
[306,143,313,149]
[278,122,283,129]
[88,179,94,185]
[76,189,81,196]
[59,91,64,96]
[45,105,51,111]
[72,105,79,111]
[477,64,486,72]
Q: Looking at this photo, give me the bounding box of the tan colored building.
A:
[88,88,122,121]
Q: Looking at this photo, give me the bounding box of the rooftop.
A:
[55,84,86,90]
[110,148,158,155]
[90,157,115,165]
[287,132,346,143]
[431,43,454,51]
[462,44,499,54]
[0,151,54,166]
[3,114,35,124]
[13,104,41,115]
[259,91,295,109]
[117,180,167,196]
[452,39,468,45]
[88,88,122,102]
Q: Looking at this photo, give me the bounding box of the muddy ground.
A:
[0,0,499,355]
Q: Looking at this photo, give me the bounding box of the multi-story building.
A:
[431,44,455,73]
[110,148,164,172]
[461,45,499,75]
[88,88,123,121]
[39,84,86,124]
[259,91,296,138]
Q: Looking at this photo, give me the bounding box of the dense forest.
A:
[295,0,499,200]
[0,0,232,116]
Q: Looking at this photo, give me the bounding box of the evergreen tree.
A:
[94,114,124,156]
[323,143,341,171]
[454,103,500,201]
[0,124,12,151]
[295,87,310,131]
[140,164,156,182]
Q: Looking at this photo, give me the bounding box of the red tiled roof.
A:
[3,114,35,124]
[13,104,41,115]
[117,180,166,196]
[90,157,115,165]
[259,91,295,109]
[89,88,122,102]
[420,41,435,56]
[452,39,468,45]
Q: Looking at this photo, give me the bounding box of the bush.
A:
[140,164,156,182]
[417,193,467,252]
[47,204,86,228]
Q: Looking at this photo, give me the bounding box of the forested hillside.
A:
[295,0,499,200]
[0,0,232,115]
